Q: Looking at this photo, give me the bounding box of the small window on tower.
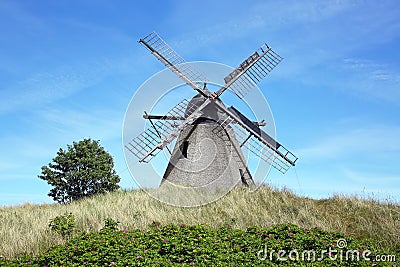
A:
[181,141,189,158]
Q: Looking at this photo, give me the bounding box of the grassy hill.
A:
[0,185,399,264]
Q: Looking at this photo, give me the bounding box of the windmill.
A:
[125,32,298,192]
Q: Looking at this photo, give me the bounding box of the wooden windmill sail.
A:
[125,32,298,191]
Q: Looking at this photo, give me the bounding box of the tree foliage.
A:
[39,138,120,204]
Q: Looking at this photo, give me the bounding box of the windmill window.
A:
[181,141,189,158]
[239,169,248,186]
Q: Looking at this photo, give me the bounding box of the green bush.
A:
[48,213,76,240]
[101,217,120,232]
[1,222,398,266]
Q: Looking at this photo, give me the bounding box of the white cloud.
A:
[170,0,354,53]
[0,58,117,115]
[297,124,400,160]
[0,135,57,163]
[254,0,354,25]
[172,15,266,50]
[277,164,400,203]
[37,106,123,143]
[343,168,400,185]
[0,0,46,31]
[340,58,400,102]
[0,106,123,181]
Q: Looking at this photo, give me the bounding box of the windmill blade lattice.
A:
[214,105,297,174]
[139,32,208,96]
[125,98,201,162]
[228,123,296,174]
[218,45,283,99]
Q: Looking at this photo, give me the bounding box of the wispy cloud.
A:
[343,168,400,185]
[254,0,355,26]
[171,15,265,51]
[297,124,400,160]
[0,0,46,32]
[37,106,123,143]
[170,0,354,54]
[0,58,118,115]
[251,1,400,104]
[340,58,400,102]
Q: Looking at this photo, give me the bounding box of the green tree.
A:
[39,138,120,203]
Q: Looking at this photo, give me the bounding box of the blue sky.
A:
[0,0,399,205]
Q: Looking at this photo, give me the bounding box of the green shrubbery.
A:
[1,221,397,266]
[1,186,399,263]
[48,213,76,240]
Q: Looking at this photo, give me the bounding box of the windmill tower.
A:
[125,32,298,192]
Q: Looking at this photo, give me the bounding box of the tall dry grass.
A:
[0,185,399,259]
